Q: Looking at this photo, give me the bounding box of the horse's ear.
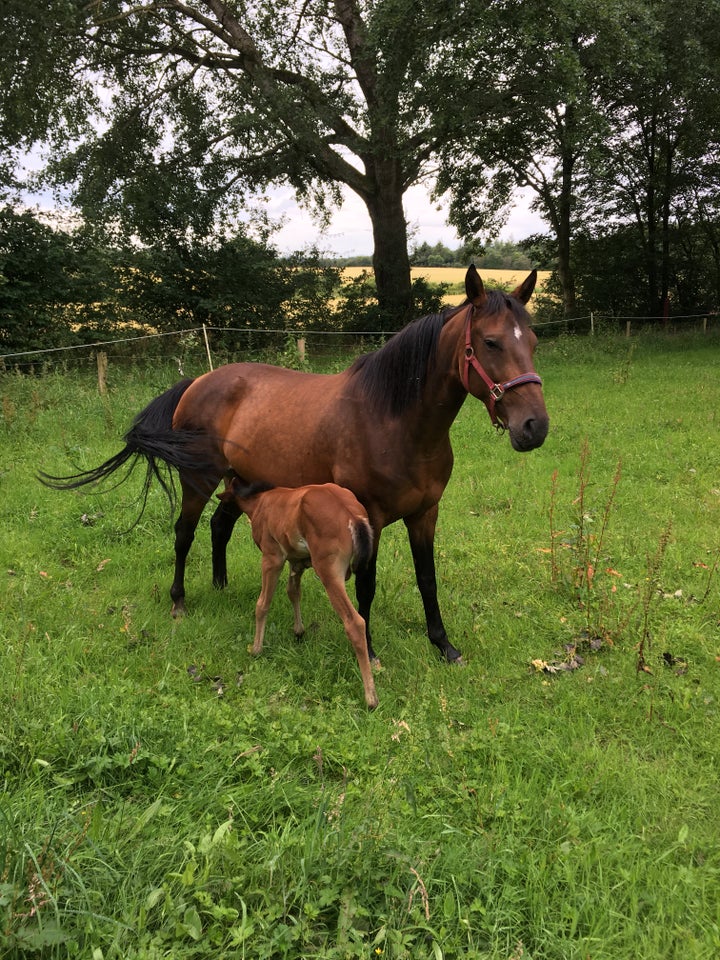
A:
[465,263,487,307]
[511,270,537,305]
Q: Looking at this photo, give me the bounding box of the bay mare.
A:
[40,266,549,664]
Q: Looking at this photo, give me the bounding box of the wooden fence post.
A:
[202,324,214,371]
[625,320,631,338]
[297,337,306,363]
[97,351,108,395]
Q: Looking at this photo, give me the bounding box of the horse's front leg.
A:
[210,497,242,588]
[404,505,463,663]
[355,551,379,665]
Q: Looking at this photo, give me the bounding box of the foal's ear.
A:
[216,474,240,502]
[465,263,487,307]
[511,269,538,305]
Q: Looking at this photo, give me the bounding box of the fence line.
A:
[1,309,717,369]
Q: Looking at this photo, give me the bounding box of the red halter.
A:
[462,307,543,428]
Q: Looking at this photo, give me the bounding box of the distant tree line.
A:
[325,239,541,270]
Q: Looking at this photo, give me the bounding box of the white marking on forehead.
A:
[513,323,522,341]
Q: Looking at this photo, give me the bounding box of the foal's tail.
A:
[350,517,374,574]
[38,378,218,509]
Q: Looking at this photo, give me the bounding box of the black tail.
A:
[38,378,220,508]
[351,519,374,574]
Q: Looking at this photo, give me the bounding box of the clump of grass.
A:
[548,438,623,644]
[636,520,673,674]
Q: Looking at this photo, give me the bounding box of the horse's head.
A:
[461,264,549,452]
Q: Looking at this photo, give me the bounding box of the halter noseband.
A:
[462,306,543,429]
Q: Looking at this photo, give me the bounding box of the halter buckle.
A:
[489,383,505,401]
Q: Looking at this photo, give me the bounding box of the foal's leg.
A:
[210,497,242,588]
[287,562,306,638]
[405,505,463,663]
[314,557,379,710]
[252,553,284,655]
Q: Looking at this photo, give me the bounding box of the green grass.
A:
[1,332,720,958]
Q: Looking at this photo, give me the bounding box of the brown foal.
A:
[218,477,379,709]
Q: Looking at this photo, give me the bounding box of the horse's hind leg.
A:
[171,473,222,617]
[210,497,242,589]
[405,506,463,663]
[171,489,208,617]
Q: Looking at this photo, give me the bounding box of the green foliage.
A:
[2,0,502,319]
[333,272,449,332]
[0,208,342,357]
[118,237,341,342]
[2,332,720,957]
[5,1,720,325]
[0,207,77,353]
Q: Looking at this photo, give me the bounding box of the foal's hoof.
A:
[171,602,186,619]
[371,657,382,671]
[451,655,466,667]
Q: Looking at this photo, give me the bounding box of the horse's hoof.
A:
[371,657,382,671]
[171,603,186,619]
[451,654,466,667]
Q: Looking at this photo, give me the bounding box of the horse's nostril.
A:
[529,416,549,439]
[522,415,549,444]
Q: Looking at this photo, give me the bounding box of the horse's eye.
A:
[484,338,500,351]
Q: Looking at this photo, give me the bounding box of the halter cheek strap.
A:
[462,309,543,428]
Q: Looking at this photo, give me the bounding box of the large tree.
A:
[435,0,653,322]
[582,0,720,317]
[4,0,513,327]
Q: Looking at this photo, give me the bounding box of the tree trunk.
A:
[549,107,577,325]
[544,154,576,326]
[362,160,413,330]
[556,196,576,322]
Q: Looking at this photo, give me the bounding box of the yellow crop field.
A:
[341,266,551,305]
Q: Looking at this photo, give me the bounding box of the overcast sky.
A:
[20,148,545,256]
[255,183,546,257]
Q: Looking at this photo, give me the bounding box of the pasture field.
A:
[2,330,720,958]
[341,267,552,305]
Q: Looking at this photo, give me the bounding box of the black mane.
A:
[348,290,531,418]
[349,308,455,418]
